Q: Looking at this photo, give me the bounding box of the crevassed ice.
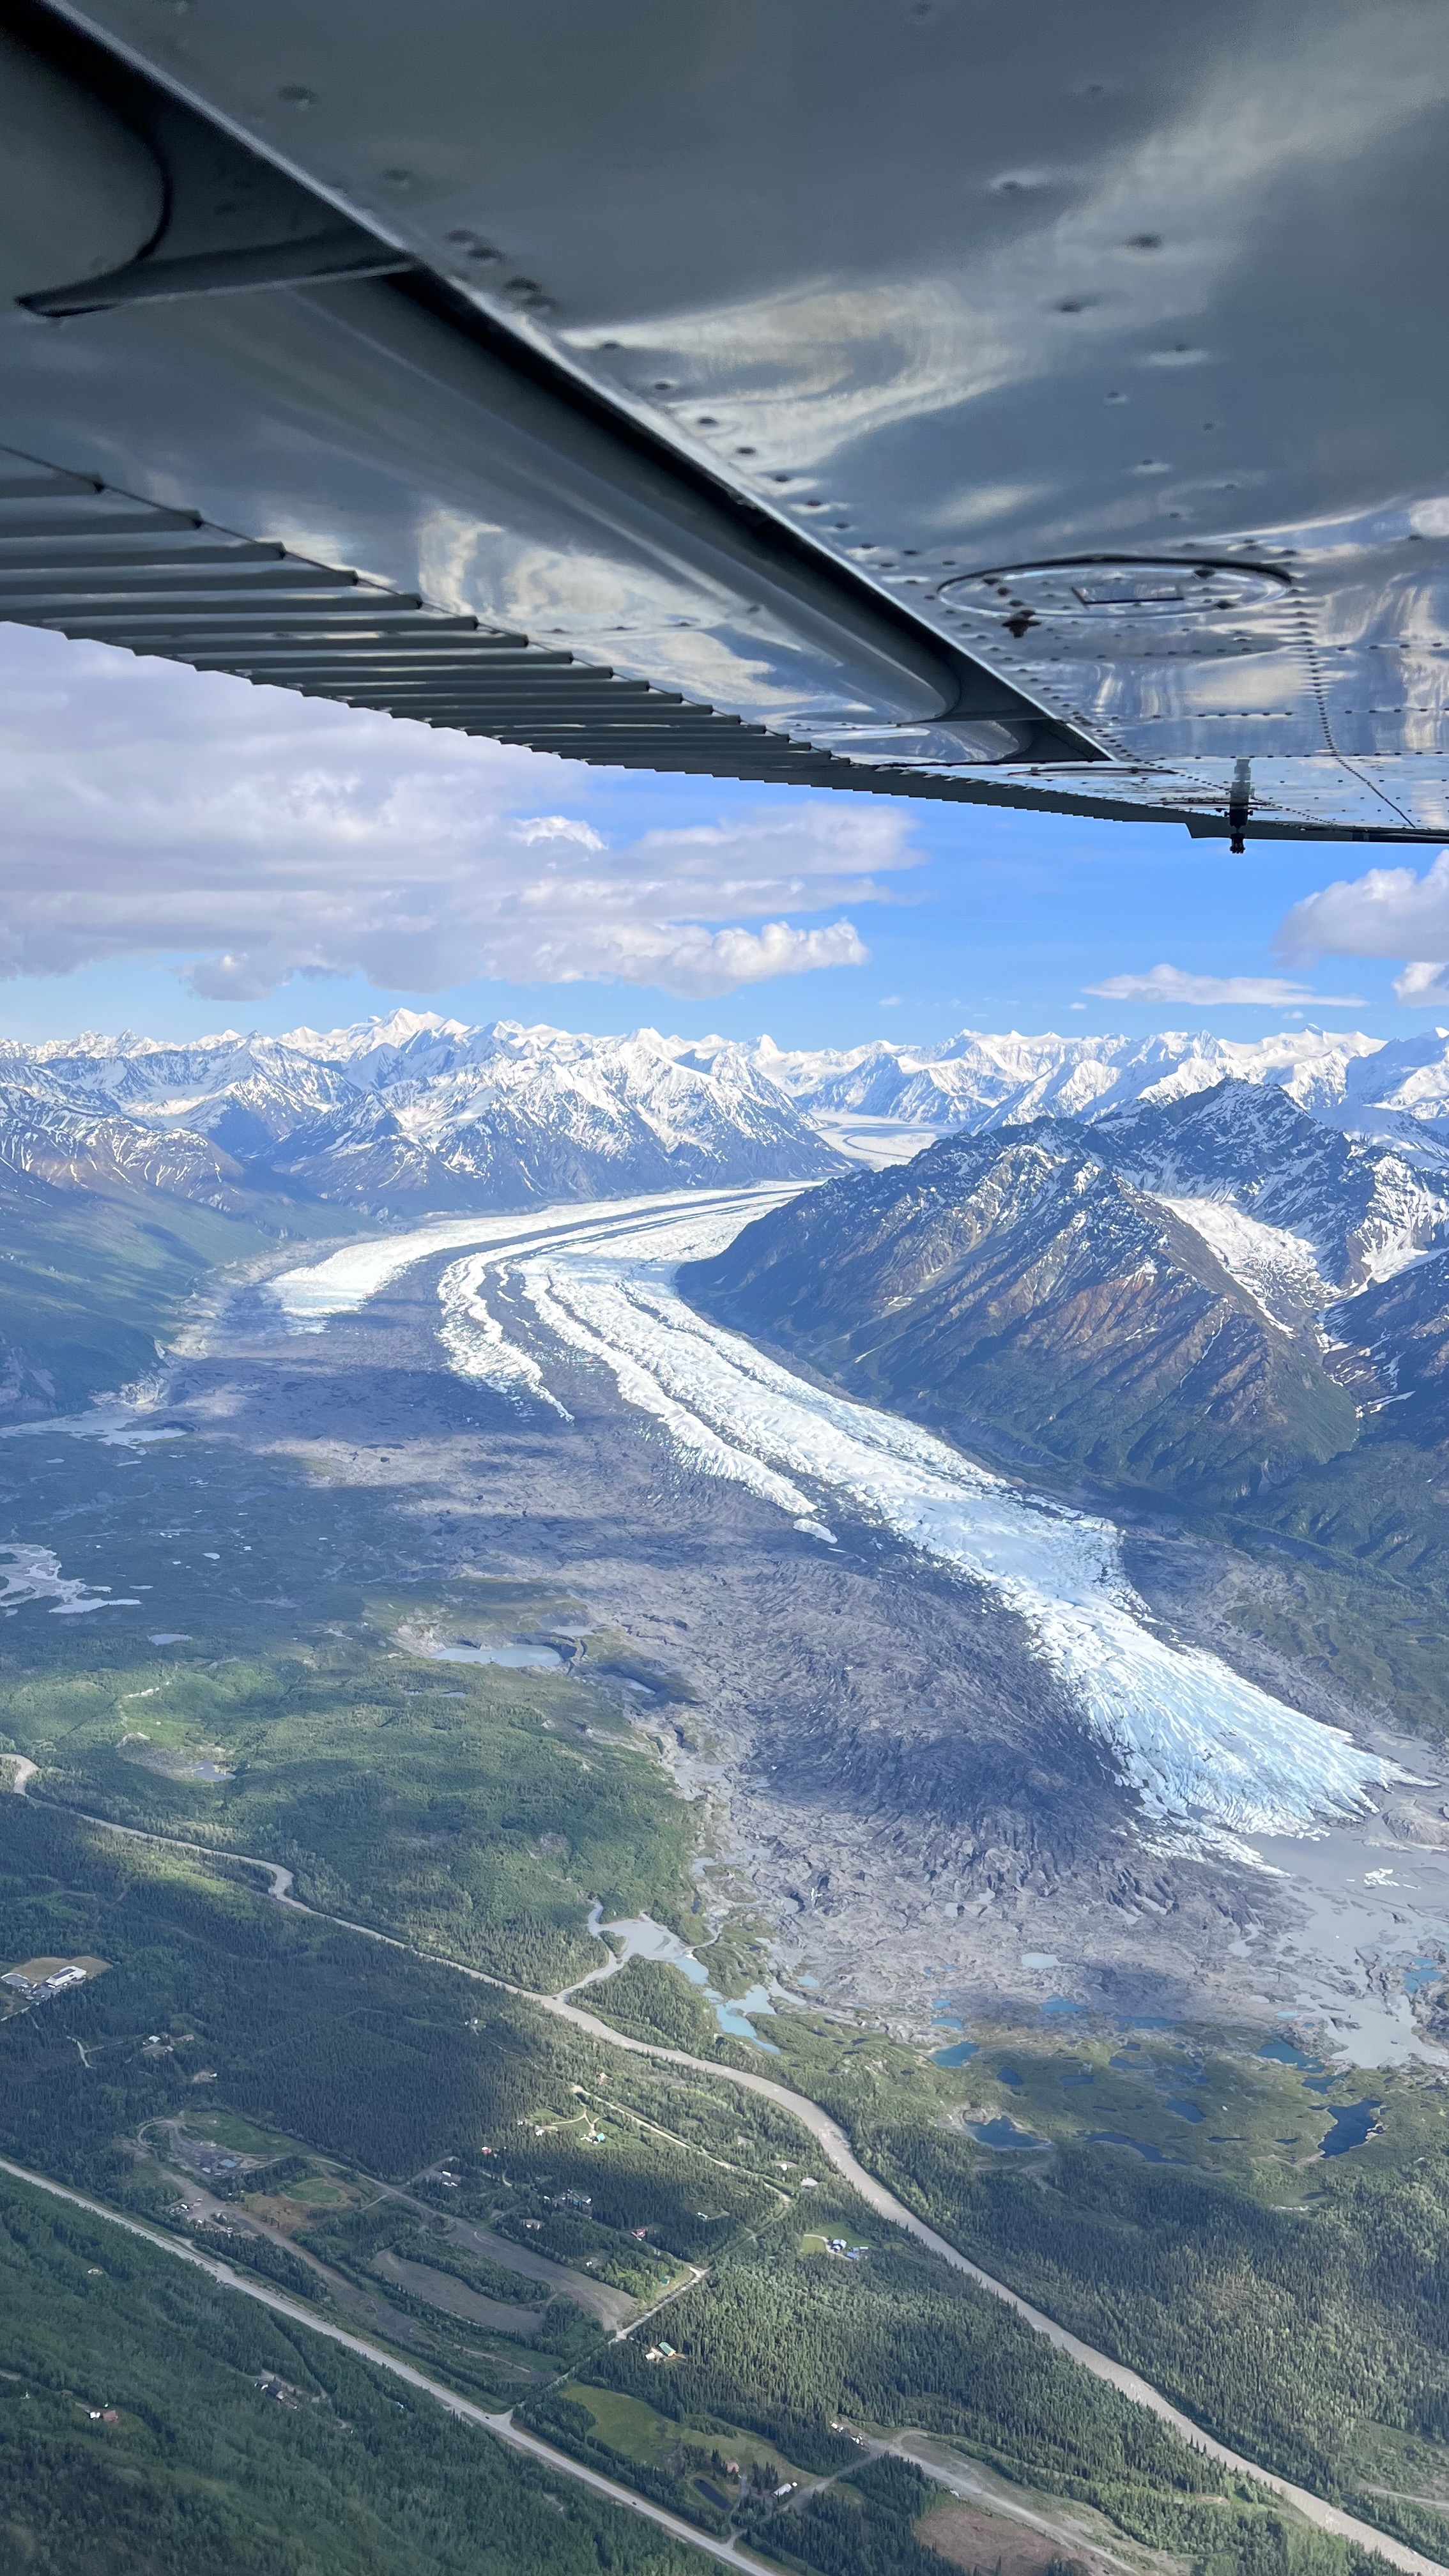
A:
[437,1254,572,1418]
[452,1198,1399,1859]
[525,1259,832,1535]
[266,1186,792,1330]
[310,1188,1398,1859]
[270,1211,560,1330]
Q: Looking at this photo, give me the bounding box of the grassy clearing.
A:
[561,2380,822,2489]
[175,2105,312,2156]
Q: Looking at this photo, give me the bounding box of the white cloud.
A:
[1392,960,1449,1006]
[509,815,606,851]
[1084,962,1365,1007]
[1278,850,1449,975]
[1275,852,1449,1005]
[0,628,920,1000]
[528,917,871,1000]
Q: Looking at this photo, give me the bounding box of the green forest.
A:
[533,2220,1394,2576]
[873,2114,1449,2553]
[748,2014,1449,2560]
[0,1797,576,2189]
[0,1572,694,1996]
[0,2167,707,2576]
[0,1793,1418,2576]
[3,1400,1449,2575]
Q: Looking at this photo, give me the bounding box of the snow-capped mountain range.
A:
[8,1008,1449,1480]
[0,1015,843,1213]
[685,1076,1449,1504]
[8,1008,1449,1226]
[762,1023,1449,1162]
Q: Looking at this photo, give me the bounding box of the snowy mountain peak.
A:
[758,1021,1449,1167]
[0,1012,845,1215]
[1094,1082,1449,1303]
[282,1008,470,1060]
[15,1009,1449,1228]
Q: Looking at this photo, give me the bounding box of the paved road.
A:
[15,1791,1445,2576]
[0,2152,774,2575]
[534,1993,1447,2575]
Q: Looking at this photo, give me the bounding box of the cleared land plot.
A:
[371,2246,547,2337]
[921,2501,1119,2576]
[560,2380,820,2492]
[434,2217,635,2329]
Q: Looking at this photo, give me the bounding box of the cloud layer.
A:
[1279,850,1449,1006]
[1084,962,1364,1008]
[0,629,914,999]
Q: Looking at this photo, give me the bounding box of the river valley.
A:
[77,1181,1449,2069]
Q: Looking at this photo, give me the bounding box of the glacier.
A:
[267,1186,793,1330]
[437,1252,572,1418]
[272,1186,1409,1859]
[434,1197,1404,1860]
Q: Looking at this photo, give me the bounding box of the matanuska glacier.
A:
[270,1192,1409,1864]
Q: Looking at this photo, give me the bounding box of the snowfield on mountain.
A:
[0,1015,843,1213]
[763,1022,1449,1160]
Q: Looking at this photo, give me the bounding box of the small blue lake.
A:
[1321,2101,1381,2156]
[1040,1995,1084,2016]
[932,2040,978,2068]
[968,2117,1050,2152]
[1259,2037,1324,2071]
[996,2064,1023,2090]
[673,1955,779,2051]
[1088,2131,1174,2163]
[1167,2099,1204,2123]
[716,2002,779,2051]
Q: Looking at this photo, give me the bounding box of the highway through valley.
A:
[6,1776,1444,2576]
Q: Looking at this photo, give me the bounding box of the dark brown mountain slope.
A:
[683,1119,1359,1501]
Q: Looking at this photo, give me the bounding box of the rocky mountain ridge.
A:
[0,1015,843,1216]
[683,1082,1449,1506]
[1095,1082,1448,1312]
[17,1013,1449,1222]
[762,1022,1449,1160]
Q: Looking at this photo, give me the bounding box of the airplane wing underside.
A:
[2,0,1448,843]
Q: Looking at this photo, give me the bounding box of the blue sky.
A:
[0,622,1440,1048]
